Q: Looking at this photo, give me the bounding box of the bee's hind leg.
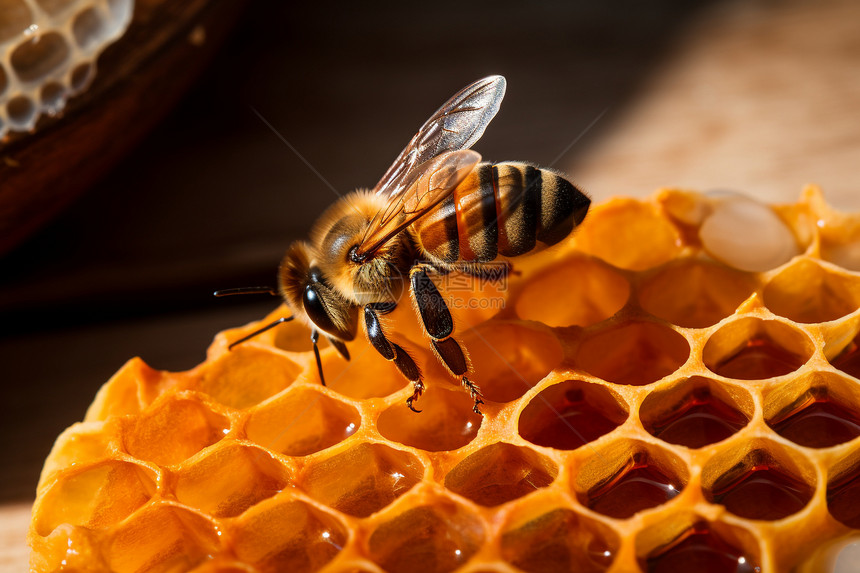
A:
[364,303,425,412]
[409,264,484,414]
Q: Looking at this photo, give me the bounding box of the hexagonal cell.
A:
[378,386,481,451]
[700,193,800,272]
[123,394,230,466]
[575,320,690,386]
[444,443,557,507]
[640,376,753,449]
[73,7,107,51]
[514,256,629,327]
[701,439,815,521]
[6,95,34,127]
[459,322,563,403]
[641,520,761,573]
[316,339,407,400]
[10,32,70,83]
[302,442,423,517]
[827,450,860,529]
[233,498,348,572]
[575,198,683,271]
[33,460,157,537]
[574,440,687,519]
[70,61,94,91]
[518,379,627,450]
[245,387,359,456]
[763,259,860,323]
[0,0,31,44]
[702,317,814,380]
[174,443,291,518]
[105,504,221,573]
[367,499,485,573]
[40,81,66,111]
[196,346,302,409]
[639,259,757,328]
[831,330,860,379]
[500,508,619,573]
[765,371,860,448]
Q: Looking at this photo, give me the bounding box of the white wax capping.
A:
[700,192,800,272]
[0,0,134,137]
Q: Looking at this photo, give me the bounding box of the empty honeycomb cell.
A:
[575,198,683,271]
[174,443,291,518]
[69,61,93,90]
[444,443,557,507]
[302,442,423,517]
[514,256,629,327]
[701,439,815,521]
[377,386,481,451]
[459,322,563,403]
[6,94,34,126]
[702,317,814,380]
[640,519,762,573]
[574,440,687,519]
[233,498,348,572]
[639,259,757,328]
[245,387,359,456]
[0,0,31,44]
[72,6,105,51]
[0,65,8,96]
[10,32,70,83]
[315,339,408,399]
[197,346,301,409]
[499,508,619,573]
[763,259,860,323]
[39,81,65,110]
[517,379,627,450]
[33,459,157,537]
[575,320,690,386]
[106,504,222,573]
[764,371,860,448]
[640,376,753,449]
[122,394,229,466]
[367,499,484,573]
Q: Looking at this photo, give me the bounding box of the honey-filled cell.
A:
[642,520,761,573]
[518,379,627,450]
[575,320,690,386]
[444,443,557,507]
[377,386,481,451]
[367,499,485,573]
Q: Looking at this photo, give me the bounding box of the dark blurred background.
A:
[1,0,859,514]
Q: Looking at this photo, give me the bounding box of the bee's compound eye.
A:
[303,285,338,336]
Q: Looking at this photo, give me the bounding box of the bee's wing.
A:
[372,75,506,200]
[355,149,481,259]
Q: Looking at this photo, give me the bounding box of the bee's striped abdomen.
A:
[413,162,589,264]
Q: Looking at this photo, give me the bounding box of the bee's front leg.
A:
[364,302,424,412]
[409,264,484,414]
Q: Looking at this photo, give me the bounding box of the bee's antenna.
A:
[311,329,326,386]
[214,286,278,297]
[227,316,294,350]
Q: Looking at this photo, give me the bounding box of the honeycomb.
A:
[29,186,860,572]
[0,0,133,136]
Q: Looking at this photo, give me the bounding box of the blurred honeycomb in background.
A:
[27,187,860,572]
[0,0,133,136]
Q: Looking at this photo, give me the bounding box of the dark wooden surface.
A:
[3,0,860,566]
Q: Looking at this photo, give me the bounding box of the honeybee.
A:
[219,76,590,414]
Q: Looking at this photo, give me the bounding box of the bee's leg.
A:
[409,265,484,414]
[455,260,513,282]
[311,329,326,386]
[326,336,350,361]
[364,303,425,412]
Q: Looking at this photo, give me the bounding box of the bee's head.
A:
[278,241,358,341]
